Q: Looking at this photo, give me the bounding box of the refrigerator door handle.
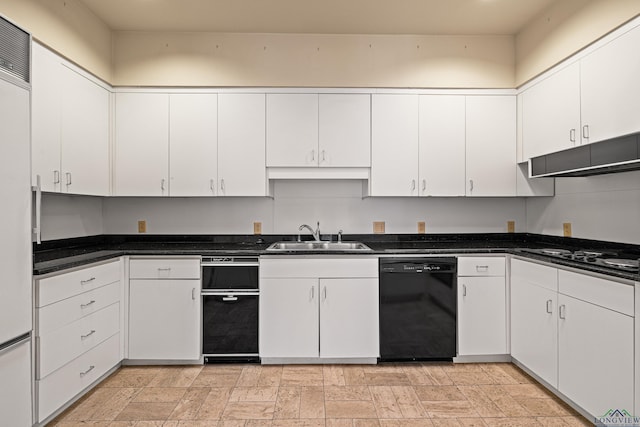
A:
[32,174,41,244]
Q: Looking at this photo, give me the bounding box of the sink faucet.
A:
[299,221,321,242]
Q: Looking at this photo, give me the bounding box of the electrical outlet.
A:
[417,221,426,234]
[563,222,572,237]
[137,220,147,233]
[507,221,515,233]
[253,222,262,235]
[373,221,385,234]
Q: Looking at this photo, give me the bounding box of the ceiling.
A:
[79,0,567,35]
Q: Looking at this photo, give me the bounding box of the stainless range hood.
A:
[530,133,640,177]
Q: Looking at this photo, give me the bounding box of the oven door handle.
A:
[201,262,259,267]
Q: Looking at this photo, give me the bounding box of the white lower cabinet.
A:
[0,338,32,427]
[557,271,634,417]
[259,257,379,361]
[34,259,123,423]
[510,258,636,418]
[510,259,558,387]
[128,257,201,361]
[457,257,507,356]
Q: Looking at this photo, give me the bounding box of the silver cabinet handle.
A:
[210,179,215,193]
[81,330,96,340]
[569,128,576,143]
[192,288,197,300]
[476,265,489,272]
[65,172,72,186]
[161,178,166,191]
[582,125,589,139]
[462,284,467,296]
[80,277,96,285]
[546,299,553,314]
[310,286,315,300]
[422,179,426,192]
[322,150,326,162]
[469,179,474,193]
[220,178,225,194]
[33,174,42,245]
[311,149,315,162]
[222,296,238,301]
[81,300,96,309]
[559,304,566,319]
[80,365,95,377]
[53,170,61,185]
[411,180,416,191]
[323,286,327,301]
[158,267,171,272]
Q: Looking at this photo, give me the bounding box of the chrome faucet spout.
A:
[299,222,321,241]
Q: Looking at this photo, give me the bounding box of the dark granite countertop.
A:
[33,233,640,281]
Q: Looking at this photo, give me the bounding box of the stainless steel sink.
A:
[266,241,372,251]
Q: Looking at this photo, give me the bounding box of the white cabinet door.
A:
[418,95,466,196]
[318,94,371,167]
[169,93,218,197]
[266,94,318,167]
[31,43,62,192]
[465,96,516,197]
[128,279,200,360]
[522,62,581,159]
[115,93,169,196]
[60,66,110,196]
[218,94,267,196]
[371,94,419,196]
[457,277,507,355]
[558,294,634,417]
[511,277,558,387]
[0,339,32,427]
[580,25,640,144]
[319,278,379,358]
[259,278,319,358]
[0,79,32,344]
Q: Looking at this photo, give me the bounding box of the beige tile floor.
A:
[49,363,592,427]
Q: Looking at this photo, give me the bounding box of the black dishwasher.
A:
[379,257,457,361]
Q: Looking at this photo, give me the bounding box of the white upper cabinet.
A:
[218,93,267,196]
[169,94,218,197]
[60,67,110,196]
[267,93,371,168]
[371,94,419,196]
[318,94,371,167]
[266,94,318,167]
[115,93,170,196]
[580,24,640,144]
[418,95,466,196]
[521,62,581,159]
[465,96,516,197]
[32,43,110,196]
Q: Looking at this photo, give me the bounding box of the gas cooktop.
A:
[521,248,640,273]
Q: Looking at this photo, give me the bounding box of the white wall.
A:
[40,194,104,241]
[526,170,640,245]
[101,180,526,236]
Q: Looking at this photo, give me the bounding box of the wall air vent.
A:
[530,133,640,178]
[0,16,30,83]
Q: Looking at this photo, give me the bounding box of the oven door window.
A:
[202,266,258,291]
[202,294,259,355]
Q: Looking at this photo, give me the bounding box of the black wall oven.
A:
[201,256,259,363]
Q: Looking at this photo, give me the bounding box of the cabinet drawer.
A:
[38,303,120,379]
[129,258,200,279]
[458,257,505,277]
[511,258,558,292]
[38,281,120,335]
[37,333,120,423]
[36,260,121,307]
[558,270,634,316]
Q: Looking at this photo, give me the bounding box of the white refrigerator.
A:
[0,20,34,426]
